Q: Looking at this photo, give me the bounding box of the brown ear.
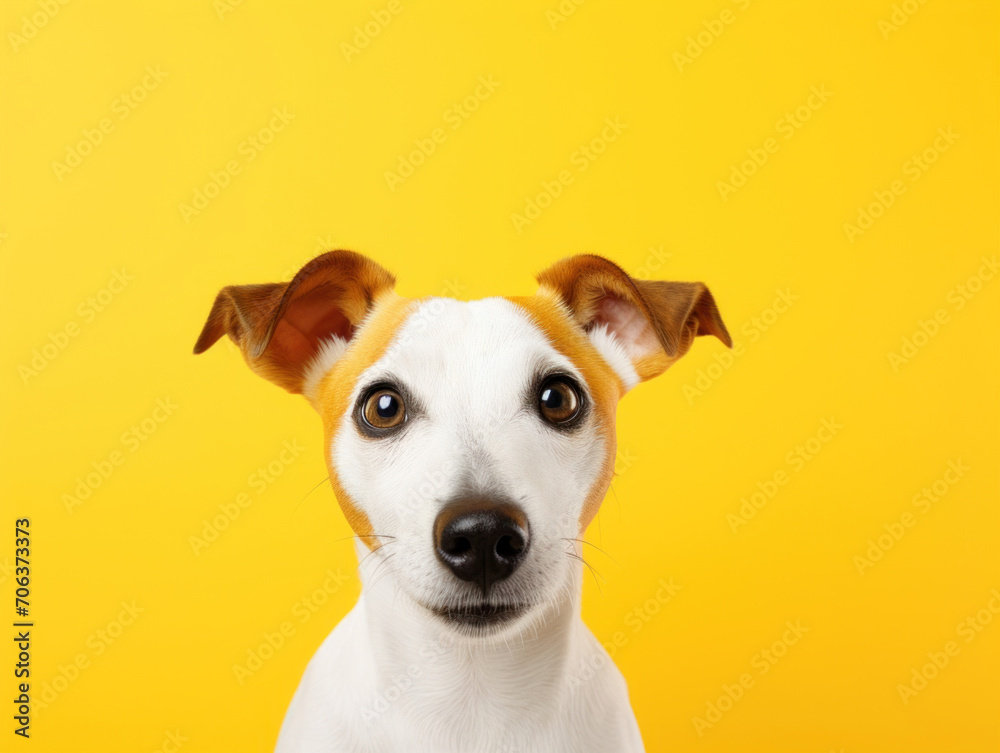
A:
[194,250,396,393]
[536,254,731,383]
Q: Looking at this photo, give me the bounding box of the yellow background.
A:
[2,1,998,751]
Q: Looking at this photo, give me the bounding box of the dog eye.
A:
[362,388,405,430]
[538,377,581,425]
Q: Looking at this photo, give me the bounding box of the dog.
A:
[194,250,731,753]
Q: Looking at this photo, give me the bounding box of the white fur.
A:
[588,324,640,392]
[302,335,349,400]
[276,298,644,753]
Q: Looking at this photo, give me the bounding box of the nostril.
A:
[444,536,472,557]
[495,534,523,560]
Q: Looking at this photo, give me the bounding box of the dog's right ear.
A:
[194,250,396,394]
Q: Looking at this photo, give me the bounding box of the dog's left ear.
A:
[536,254,731,385]
[194,250,396,394]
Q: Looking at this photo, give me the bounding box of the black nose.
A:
[434,502,529,596]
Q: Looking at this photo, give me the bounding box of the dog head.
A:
[195,251,730,636]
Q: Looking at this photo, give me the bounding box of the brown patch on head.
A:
[508,289,621,533]
[310,293,417,549]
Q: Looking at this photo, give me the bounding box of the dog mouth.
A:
[428,602,528,629]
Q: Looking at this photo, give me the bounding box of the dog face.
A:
[195,251,730,636]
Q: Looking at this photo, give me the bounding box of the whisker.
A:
[566,551,605,594]
[561,537,619,565]
[327,533,397,545]
[356,540,396,574]
[368,553,397,591]
[292,476,331,516]
[390,579,401,619]
[370,567,395,593]
[366,551,392,584]
[609,480,623,522]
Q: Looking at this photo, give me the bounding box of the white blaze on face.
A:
[330,297,612,610]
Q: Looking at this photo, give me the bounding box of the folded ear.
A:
[536,254,731,388]
[194,250,396,394]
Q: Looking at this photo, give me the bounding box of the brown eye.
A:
[362,388,405,430]
[538,378,581,425]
